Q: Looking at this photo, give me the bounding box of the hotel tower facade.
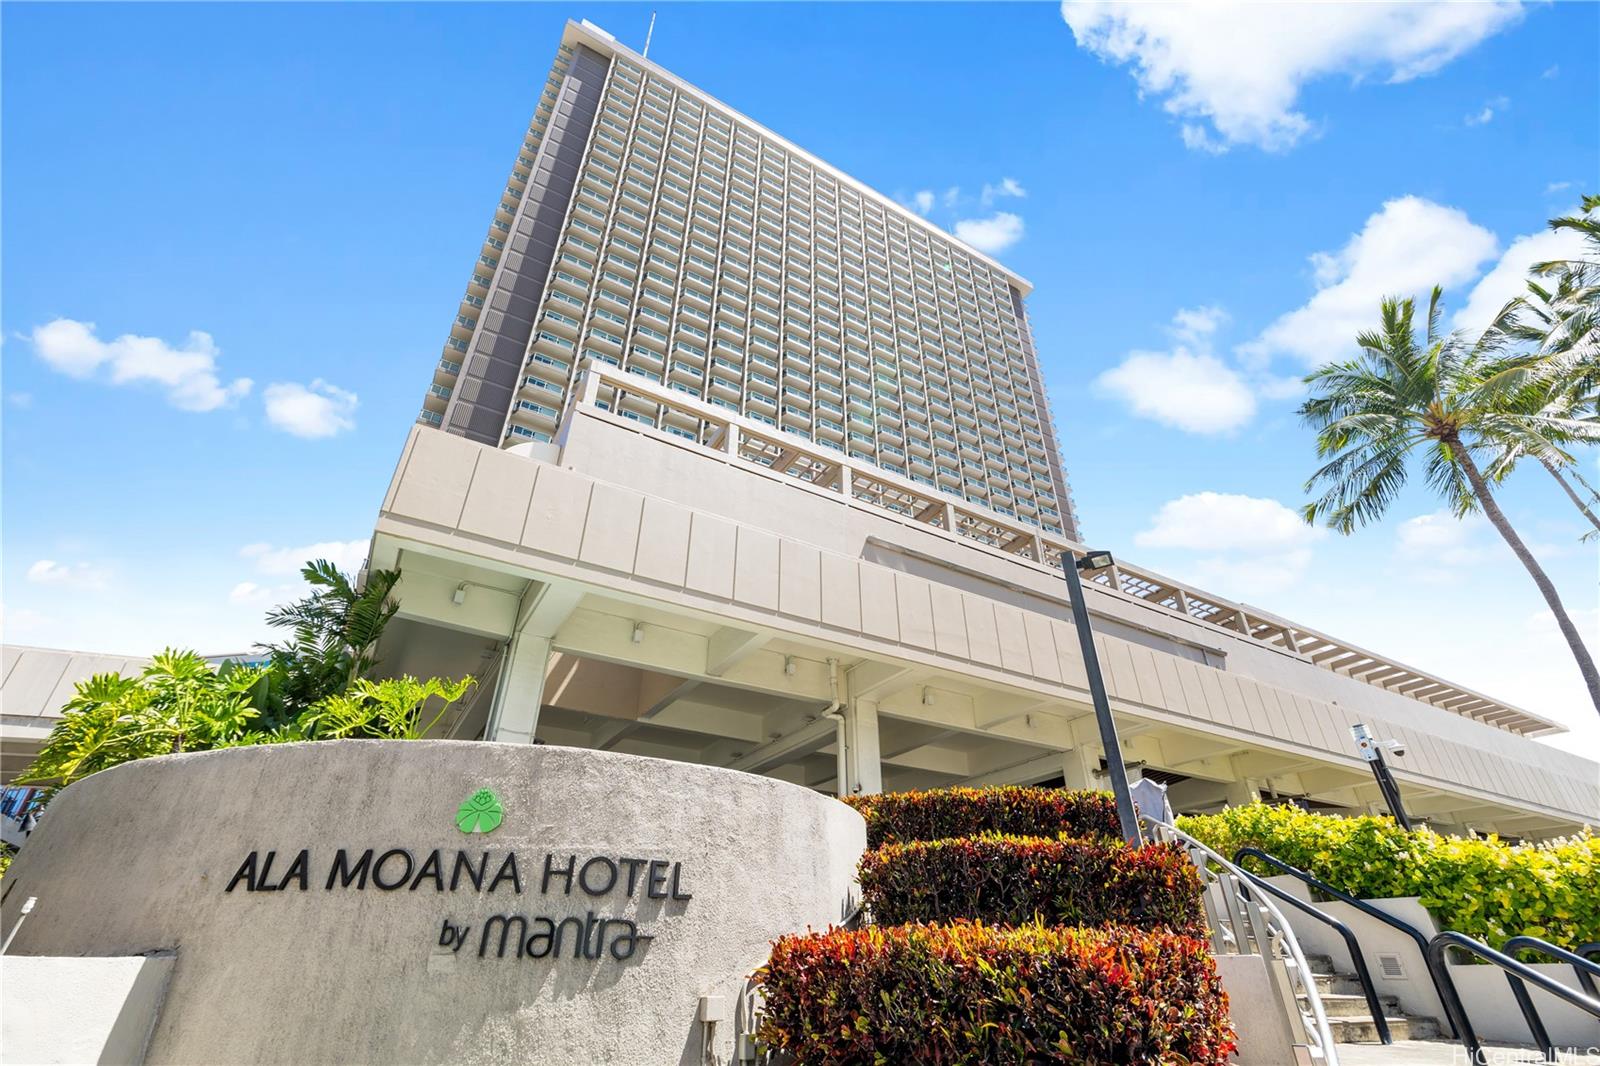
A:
[419,25,1078,541]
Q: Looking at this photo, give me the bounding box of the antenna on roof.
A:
[642,10,657,58]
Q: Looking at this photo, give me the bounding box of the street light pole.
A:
[1351,724,1413,830]
[1061,550,1142,845]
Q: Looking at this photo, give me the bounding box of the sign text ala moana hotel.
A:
[222,788,690,963]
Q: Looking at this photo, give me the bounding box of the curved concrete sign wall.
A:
[0,742,865,1065]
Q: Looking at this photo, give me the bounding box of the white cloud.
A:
[228,581,274,607]
[1136,492,1323,554]
[1096,350,1256,434]
[240,539,369,577]
[26,559,111,591]
[1061,1,1525,152]
[1541,64,1559,80]
[1180,124,1226,154]
[911,190,935,215]
[952,212,1025,254]
[1545,181,1572,195]
[28,318,252,412]
[1453,226,1590,336]
[1134,492,1323,598]
[980,177,1027,205]
[1396,510,1493,567]
[1095,305,1259,434]
[1171,304,1228,344]
[0,602,48,639]
[1243,196,1498,367]
[9,392,33,408]
[1464,96,1508,127]
[262,379,358,439]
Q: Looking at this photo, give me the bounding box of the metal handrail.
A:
[1145,818,1340,1064]
[1580,943,1600,999]
[1427,932,1600,1065]
[1499,935,1600,1058]
[1235,846,1459,1039]
[1229,868,1391,1043]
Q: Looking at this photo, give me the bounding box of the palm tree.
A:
[1300,288,1600,716]
[253,559,401,724]
[1476,197,1600,529]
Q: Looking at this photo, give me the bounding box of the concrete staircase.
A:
[1301,953,1442,1043]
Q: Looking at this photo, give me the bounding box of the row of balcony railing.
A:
[553,361,1550,737]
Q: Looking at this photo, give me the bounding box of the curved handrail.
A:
[1500,934,1600,1054]
[1146,818,1340,1064]
[1579,943,1600,998]
[1230,869,1391,1044]
[1235,846,1460,1040]
[1428,932,1600,1065]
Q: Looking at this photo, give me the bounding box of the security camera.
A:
[1383,739,1406,757]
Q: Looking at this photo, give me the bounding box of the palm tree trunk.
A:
[1540,458,1600,532]
[1567,466,1600,510]
[1450,440,1600,715]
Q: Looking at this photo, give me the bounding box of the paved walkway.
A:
[1337,1040,1600,1065]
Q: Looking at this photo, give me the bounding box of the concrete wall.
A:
[1213,954,1299,1066]
[2,954,175,1065]
[1263,876,1600,1048]
[0,742,865,1066]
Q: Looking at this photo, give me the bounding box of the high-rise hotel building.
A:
[12,20,1591,842]
[420,25,1079,541]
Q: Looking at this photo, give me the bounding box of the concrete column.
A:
[845,699,883,795]
[487,634,552,744]
[1223,778,1261,808]
[1060,745,1099,790]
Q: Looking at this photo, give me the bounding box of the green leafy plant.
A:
[251,559,402,726]
[1178,804,1600,954]
[859,833,1206,936]
[15,650,264,791]
[844,785,1120,849]
[758,920,1235,1066]
[297,676,475,740]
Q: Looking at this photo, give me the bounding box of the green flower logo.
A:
[455,788,504,834]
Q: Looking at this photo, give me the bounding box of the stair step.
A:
[1299,992,1401,1018]
[1303,953,1337,976]
[1322,1015,1442,1043]
[1311,972,1368,996]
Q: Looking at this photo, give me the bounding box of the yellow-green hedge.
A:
[1178,804,1600,953]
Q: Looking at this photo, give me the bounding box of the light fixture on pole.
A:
[1350,723,1413,830]
[1061,549,1141,845]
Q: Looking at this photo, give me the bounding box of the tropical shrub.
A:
[758,920,1235,1066]
[293,676,475,741]
[15,558,482,800]
[16,650,265,791]
[844,785,1120,848]
[859,834,1206,936]
[1179,803,1600,953]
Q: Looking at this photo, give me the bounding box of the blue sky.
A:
[3,3,1596,753]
